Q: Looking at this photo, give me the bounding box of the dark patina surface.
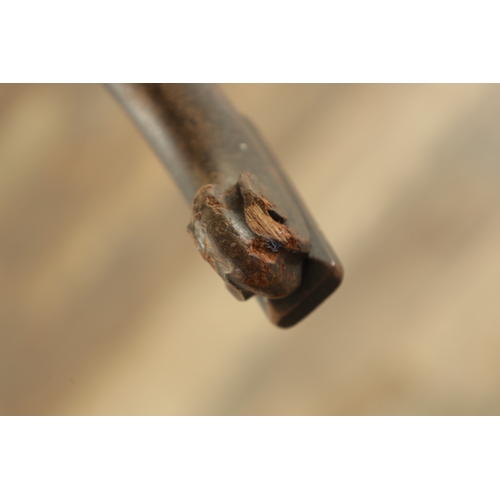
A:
[108,83,343,327]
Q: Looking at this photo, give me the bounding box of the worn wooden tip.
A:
[187,173,310,300]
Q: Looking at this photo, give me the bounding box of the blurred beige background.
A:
[1,84,499,415]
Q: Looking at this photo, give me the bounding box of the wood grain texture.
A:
[1,84,499,415]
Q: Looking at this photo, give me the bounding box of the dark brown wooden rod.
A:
[107,84,343,327]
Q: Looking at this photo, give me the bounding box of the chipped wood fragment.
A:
[187,172,310,299]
